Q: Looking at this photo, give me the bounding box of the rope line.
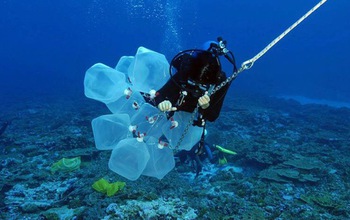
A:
[241,0,328,70]
[174,0,328,150]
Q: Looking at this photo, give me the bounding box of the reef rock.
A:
[259,167,320,183]
[283,155,324,170]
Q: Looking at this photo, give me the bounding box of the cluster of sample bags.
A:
[84,47,203,180]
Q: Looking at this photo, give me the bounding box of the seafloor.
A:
[1,92,349,220]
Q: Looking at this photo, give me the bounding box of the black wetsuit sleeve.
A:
[154,53,196,107]
[155,70,229,122]
[154,75,181,106]
[199,81,230,122]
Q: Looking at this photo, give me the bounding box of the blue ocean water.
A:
[0,0,349,103]
[1,1,350,219]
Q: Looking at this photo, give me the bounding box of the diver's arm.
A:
[155,74,180,110]
[198,93,210,109]
[200,83,229,121]
[158,100,177,112]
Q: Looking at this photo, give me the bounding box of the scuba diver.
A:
[150,37,238,177]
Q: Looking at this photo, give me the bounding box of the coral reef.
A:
[103,198,198,219]
[4,178,79,217]
[259,167,320,183]
[283,155,324,170]
[1,93,350,219]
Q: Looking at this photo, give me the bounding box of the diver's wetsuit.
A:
[154,53,230,122]
[154,72,229,122]
[151,51,230,177]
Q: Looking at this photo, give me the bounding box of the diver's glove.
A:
[158,100,177,112]
[198,92,210,109]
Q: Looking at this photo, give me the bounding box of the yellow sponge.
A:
[92,178,126,196]
[50,157,81,174]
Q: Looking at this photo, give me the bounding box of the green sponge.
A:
[92,178,126,196]
[50,157,81,174]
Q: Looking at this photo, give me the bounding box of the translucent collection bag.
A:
[85,47,200,181]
